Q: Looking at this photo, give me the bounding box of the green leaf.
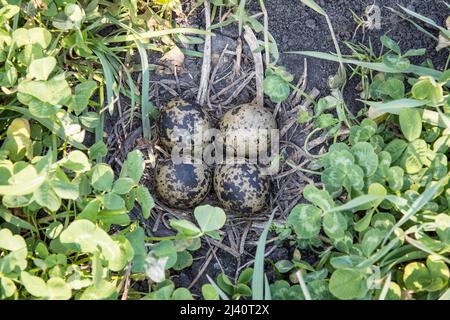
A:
[237,268,253,284]
[194,205,226,233]
[18,78,71,107]
[103,192,125,211]
[303,185,334,211]
[412,76,443,105]
[91,164,114,192]
[136,186,154,219]
[436,214,450,244]
[380,35,401,54]
[382,54,410,72]
[62,150,91,173]
[351,142,378,177]
[0,206,36,231]
[430,153,448,180]
[34,181,61,212]
[0,277,16,299]
[217,273,234,295]
[297,110,312,124]
[20,271,48,297]
[51,179,79,200]
[383,138,408,162]
[0,164,46,196]
[28,57,56,81]
[79,280,117,300]
[72,80,97,115]
[152,240,177,269]
[12,28,52,49]
[46,221,63,239]
[173,251,193,271]
[125,226,146,273]
[112,178,135,195]
[59,220,124,271]
[0,228,27,252]
[88,141,107,160]
[323,164,365,194]
[79,112,100,128]
[65,4,84,25]
[172,287,194,300]
[426,256,449,291]
[170,219,202,237]
[399,108,422,142]
[379,78,405,99]
[368,183,387,208]
[77,199,100,221]
[403,262,432,292]
[275,260,294,273]
[403,48,426,58]
[288,204,322,239]
[121,150,145,184]
[263,74,290,103]
[361,228,384,257]
[323,147,354,169]
[202,284,219,300]
[323,211,347,239]
[316,113,339,129]
[236,283,252,297]
[329,269,369,300]
[20,272,71,300]
[400,139,428,174]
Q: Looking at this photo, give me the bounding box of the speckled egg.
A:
[218,104,277,158]
[155,158,212,209]
[213,162,269,214]
[158,99,212,151]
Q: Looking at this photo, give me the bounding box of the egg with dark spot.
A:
[155,158,212,209]
[213,162,269,214]
[158,99,212,151]
[218,104,277,158]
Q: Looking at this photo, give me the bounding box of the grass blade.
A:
[326,194,406,214]
[382,175,449,245]
[105,28,213,44]
[136,40,153,140]
[378,273,392,300]
[93,50,116,162]
[299,0,326,16]
[206,275,230,300]
[252,208,276,300]
[0,206,36,232]
[405,236,450,265]
[296,270,312,300]
[264,274,272,300]
[237,0,247,36]
[363,98,428,115]
[399,5,450,37]
[439,288,450,300]
[288,51,443,78]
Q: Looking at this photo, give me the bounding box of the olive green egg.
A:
[218,104,277,158]
[158,99,212,151]
[155,158,212,209]
[213,162,269,214]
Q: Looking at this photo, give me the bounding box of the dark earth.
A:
[118,0,449,298]
[251,0,448,112]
